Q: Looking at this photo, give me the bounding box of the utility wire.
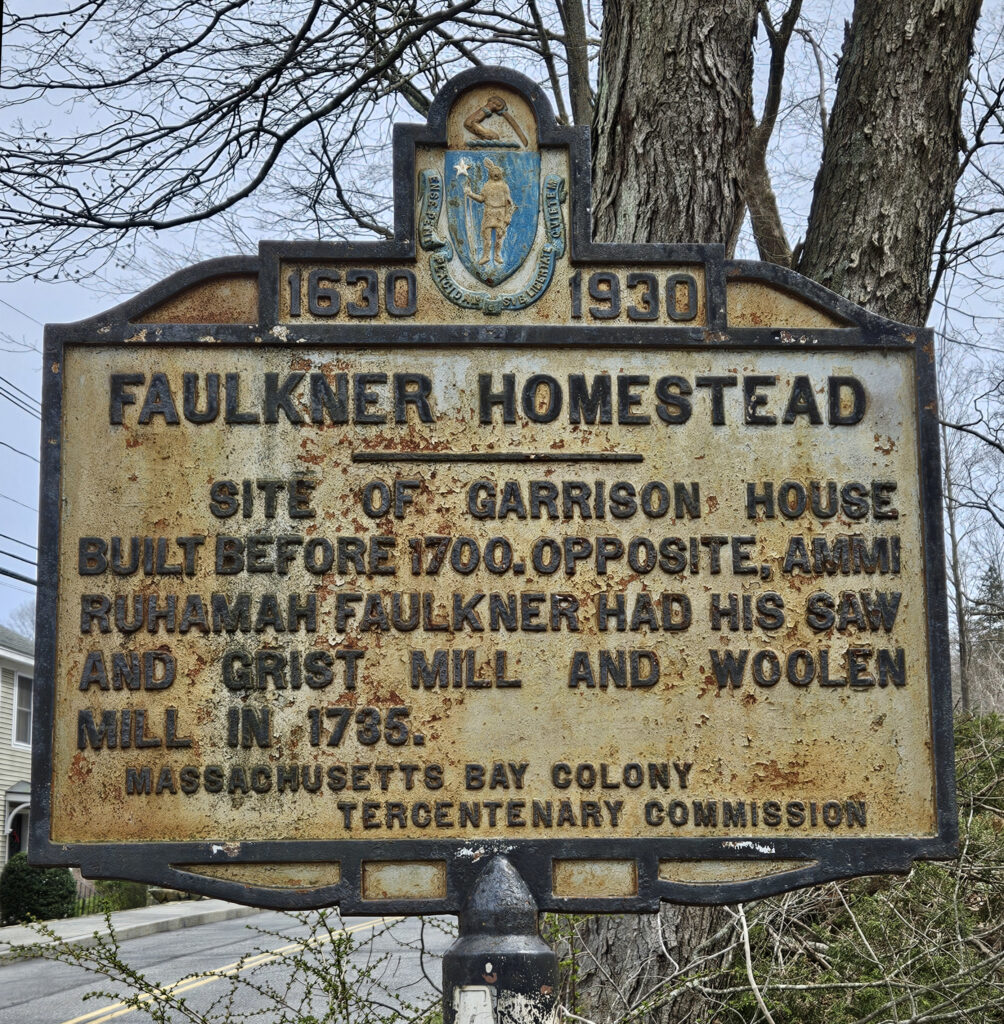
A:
[0,532,36,551]
[0,440,38,463]
[0,374,40,411]
[0,547,36,568]
[0,492,37,513]
[0,386,41,419]
[0,566,36,587]
[0,296,43,327]
[0,578,35,598]
[0,388,40,417]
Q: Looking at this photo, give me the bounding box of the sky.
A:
[0,279,108,631]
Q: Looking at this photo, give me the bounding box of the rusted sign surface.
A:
[32,68,955,912]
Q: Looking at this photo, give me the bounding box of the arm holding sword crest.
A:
[463,95,529,147]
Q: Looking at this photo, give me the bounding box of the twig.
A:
[738,904,777,1024]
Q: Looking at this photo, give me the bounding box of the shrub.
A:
[0,853,78,925]
[94,880,148,912]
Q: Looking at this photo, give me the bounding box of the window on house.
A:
[14,675,32,746]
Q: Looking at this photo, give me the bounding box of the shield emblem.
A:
[446,150,540,286]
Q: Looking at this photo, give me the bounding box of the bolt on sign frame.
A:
[31,68,956,914]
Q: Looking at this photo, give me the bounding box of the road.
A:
[0,911,453,1024]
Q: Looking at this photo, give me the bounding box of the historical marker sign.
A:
[32,69,956,912]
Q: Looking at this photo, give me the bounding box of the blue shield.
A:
[446,150,540,286]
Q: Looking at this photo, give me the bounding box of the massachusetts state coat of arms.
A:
[418,89,566,314]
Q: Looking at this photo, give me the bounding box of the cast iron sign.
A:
[31,68,956,912]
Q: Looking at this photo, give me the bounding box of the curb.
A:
[0,902,261,966]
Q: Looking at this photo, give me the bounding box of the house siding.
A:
[1,657,34,871]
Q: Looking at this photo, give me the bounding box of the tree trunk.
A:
[798,0,982,325]
[572,908,732,1024]
[560,0,593,126]
[591,0,758,246]
[577,3,758,1020]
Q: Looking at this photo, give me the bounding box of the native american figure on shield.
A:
[464,158,515,268]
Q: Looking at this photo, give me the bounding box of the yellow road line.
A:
[58,917,398,1024]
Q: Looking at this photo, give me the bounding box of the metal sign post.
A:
[31,68,955,1021]
[443,857,557,1024]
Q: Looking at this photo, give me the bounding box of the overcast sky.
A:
[0,280,106,629]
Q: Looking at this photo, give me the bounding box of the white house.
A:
[0,625,33,871]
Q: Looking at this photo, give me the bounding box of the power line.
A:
[0,566,35,587]
[0,386,41,419]
[0,296,43,327]
[0,492,37,513]
[0,548,36,568]
[0,532,36,551]
[0,388,41,418]
[0,577,35,598]
[0,440,38,463]
[0,374,40,411]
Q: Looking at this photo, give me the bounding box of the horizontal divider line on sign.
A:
[351,451,644,463]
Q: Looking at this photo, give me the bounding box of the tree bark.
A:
[798,0,982,325]
[578,4,758,1020]
[559,0,593,125]
[745,148,793,265]
[591,0,758,246]
[572,907,732,1023]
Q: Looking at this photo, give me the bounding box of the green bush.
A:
[94,880,148,911]
[0,853,78,925]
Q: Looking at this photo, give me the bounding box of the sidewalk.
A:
[0,898,261,965]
